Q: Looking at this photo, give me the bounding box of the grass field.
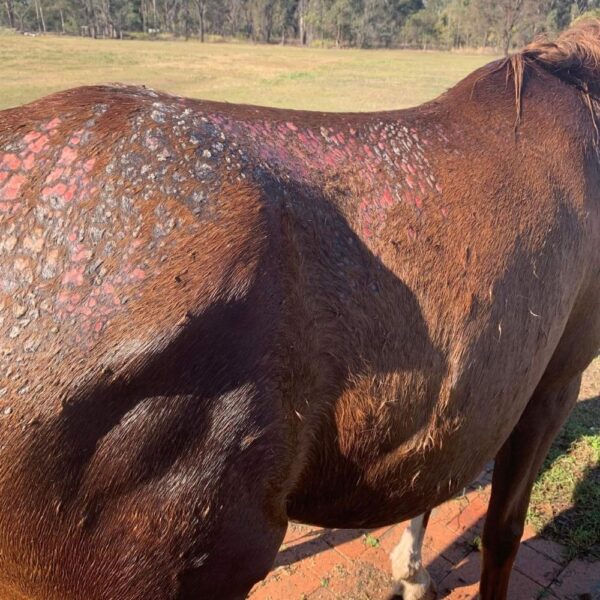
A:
[0,32,598,560]
[0,32,495,111]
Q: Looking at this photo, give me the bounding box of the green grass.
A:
[0,32,495,111]
[527,357,600,560]
[470,535,483,552]
[363,533,380,548]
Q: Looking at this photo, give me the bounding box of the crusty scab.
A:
[204,109,447,241]
[0,85,446,377]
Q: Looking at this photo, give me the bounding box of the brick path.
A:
[249,463,600,600]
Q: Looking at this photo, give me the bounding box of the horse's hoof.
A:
[391,573,437,600]
[388,589,436,600]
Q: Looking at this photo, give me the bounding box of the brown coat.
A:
[0,20,598,600]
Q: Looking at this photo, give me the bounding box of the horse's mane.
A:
[508,18,600,131]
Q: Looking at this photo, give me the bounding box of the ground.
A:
[0,33,598,598]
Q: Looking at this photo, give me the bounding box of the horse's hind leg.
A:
[479,374,582,600]
[389,511,435,600]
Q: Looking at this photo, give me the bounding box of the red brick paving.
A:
[548,558,600,598]
[307,588,337,599]
[522,537,566,566]
[513,544,562,588]
[249,464,600,599]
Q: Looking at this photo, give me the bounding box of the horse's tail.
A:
[510,18,600,128]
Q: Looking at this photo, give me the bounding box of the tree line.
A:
[2,0,600,53]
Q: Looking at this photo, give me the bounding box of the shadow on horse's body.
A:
[0,19,598,600]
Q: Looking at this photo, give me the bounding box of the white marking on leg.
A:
[391,514,426,580]
[390,514,435,599]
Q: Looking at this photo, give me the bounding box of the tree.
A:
[470,0,541,55]
[194,0,206,40]
[249,0,277,42]
[4,0,15,28]
[297,0,309,43]
[277,0,298,43]
[0,0,587,50]
[402,7,441,48]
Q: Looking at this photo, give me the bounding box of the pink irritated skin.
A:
[22,131,41,144]
[56,290,97,321]
[219,117,356,181]
[77,305,94,317]
[71,247,92,262]
[3,91,449,356]
[29,135,49,154]
[1,154,21,170]
[45,167,65,183]
[54,266,135,331]
[83,158,96,173]
[1,173,27,201]
[22,154,35,170]
[381,189,394,207]
[101,282,116,295]
[58,146,78,167]
[0,202,14,214]
[323,154,337,167]
[57,290,81,305]
[62,266,85,287]
[42,117,61,132]
[1,108,181,347]
[9,103,447,339]
[42,182,67,199]
[130,268,146,281]
[63,184,77,202]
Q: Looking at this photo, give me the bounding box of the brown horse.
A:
[0,20,598,600]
